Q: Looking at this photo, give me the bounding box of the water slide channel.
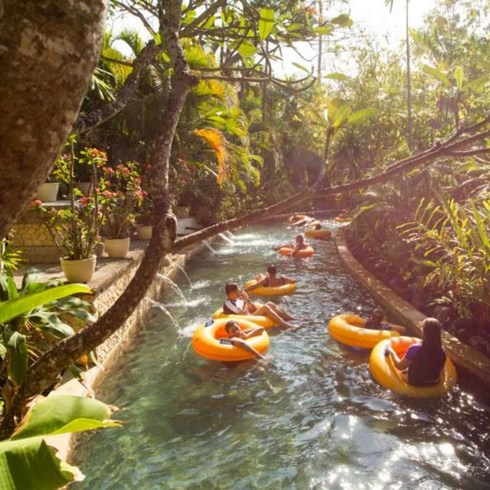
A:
[73,222,490,489]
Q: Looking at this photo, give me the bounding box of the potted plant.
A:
[100,162,144,257]
[135,194,154,240]
[37,146,107,282]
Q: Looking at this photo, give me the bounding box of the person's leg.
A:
[265,302,297,321]
[391,324,406,334]
[254,304,297,328]
[231,338,264,360]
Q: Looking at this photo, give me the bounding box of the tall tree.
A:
[0,0,107,239]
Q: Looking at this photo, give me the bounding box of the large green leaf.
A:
[325,72,350,81]
[348,108,377,124]
[454,66,466,90]
[330,14,353,27]
[238,40,257,59]
[7,332,27,386]
[0,394,121,490]
[326,98,351,128]
[11,394,120,440]
[422,64,450,86]
[314,25,333,35]
[0,284,91,325]
[0,438,79,490]
[258,8,275,41]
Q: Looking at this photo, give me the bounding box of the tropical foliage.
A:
[0,393,120,490]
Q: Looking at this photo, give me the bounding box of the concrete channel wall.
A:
[335,229,490,389]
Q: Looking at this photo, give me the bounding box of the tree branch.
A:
[74,40,162,135]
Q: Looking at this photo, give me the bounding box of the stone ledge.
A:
[335,229,490,388]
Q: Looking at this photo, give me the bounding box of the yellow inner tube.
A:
[369,336,457,397]
[192,318,270,362]
[328,313,399,349]
[212,307,277,328]
[244,279,296,297]
[278,245,315,257]
[305,229,331,240]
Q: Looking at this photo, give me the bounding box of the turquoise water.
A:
[73,223,490,489]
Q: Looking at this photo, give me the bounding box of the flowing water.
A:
[73,223,490,489]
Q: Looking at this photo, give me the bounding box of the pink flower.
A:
[79,197,91,206]
[29,199,43,208]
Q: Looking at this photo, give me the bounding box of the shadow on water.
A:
[73,223,490,490]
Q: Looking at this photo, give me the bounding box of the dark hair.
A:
[225,320,239,333]
[267,264,277,274]
[370,309,384,321]
[422,317,442,350]
[314,224,321,230]
[225,283,240,295]
[295,234,304,242]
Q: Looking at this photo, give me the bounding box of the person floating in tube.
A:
[223,320,266,361]
[273,234,309,256]
[364,308,406,334]
[244,264,296,291]
[287,214,321,229]
[223,283,299,329]
[385,317,446,386]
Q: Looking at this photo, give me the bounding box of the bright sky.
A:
[276,0,436,77]
[348,0,434,40]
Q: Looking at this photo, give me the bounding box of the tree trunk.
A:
[0,0,196,438]
[0,0,107,240]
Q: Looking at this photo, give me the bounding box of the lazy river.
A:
[73,223,490,489]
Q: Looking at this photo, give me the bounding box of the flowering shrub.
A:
[39,196,101,260]
[99,162,145,239]
[37,146,107,260]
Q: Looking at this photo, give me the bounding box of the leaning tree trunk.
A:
[0,0,107,240]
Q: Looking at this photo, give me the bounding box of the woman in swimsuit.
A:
[385,317,446,386]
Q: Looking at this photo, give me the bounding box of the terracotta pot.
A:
[104,237,131,258]
[136,224,152,240]
[60,256,96,283]
[36,182,59,202]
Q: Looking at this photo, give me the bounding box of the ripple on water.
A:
[73,223,490,489]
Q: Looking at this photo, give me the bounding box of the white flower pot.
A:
[60,256,96,283]
[136,224,152,240]
[105,237,131,258]
[37,182,59,202]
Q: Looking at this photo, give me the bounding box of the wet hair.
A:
[267,264,277,274]
[225,283,240,295]
[422,317,442,350]
[314,224,321,230]
[295,234,304,243]
[370,309,384,322]
[225,320,239,334]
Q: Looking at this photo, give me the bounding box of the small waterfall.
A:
[218,232,234,244]
[224,230,235,240]
[156,273,188,303]
[167,257,193,287]
[146,298,180,331]
[202,239,217,254]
